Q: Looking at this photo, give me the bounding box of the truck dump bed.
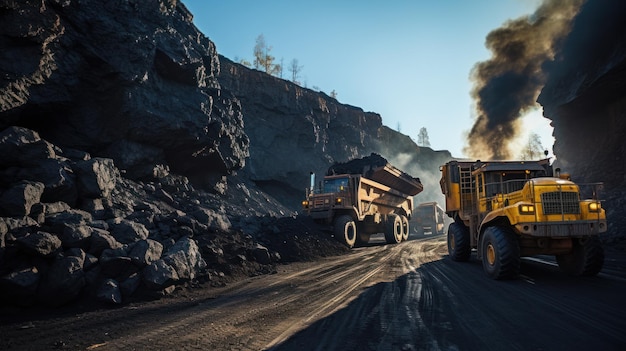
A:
[327,153,423,196]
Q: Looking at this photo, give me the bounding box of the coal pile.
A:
[0,126,345,307]
[326,153,388,176]
[326,153,423,196]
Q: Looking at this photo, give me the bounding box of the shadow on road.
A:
[270,254,626,351]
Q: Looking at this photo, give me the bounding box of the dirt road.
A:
[2,235,625,351]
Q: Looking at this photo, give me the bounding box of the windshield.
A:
[323,178,349,193]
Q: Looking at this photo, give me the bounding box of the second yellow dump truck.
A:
[303,154,423,248]
[439,159,606,279]
[413,201,446,236]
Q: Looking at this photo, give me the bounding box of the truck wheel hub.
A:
[486,243,496,265]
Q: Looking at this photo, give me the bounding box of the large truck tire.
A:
[384,214,403,244]
[556,236,604,276]
[447,222,470,261]
[400,215,409,241]
[480,226,520,280]
[334,215,357,248]
[355,225,371,246]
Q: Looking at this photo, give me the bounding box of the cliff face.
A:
[538,0,626,240]
[0,0,248,183]
[219,56,452,207]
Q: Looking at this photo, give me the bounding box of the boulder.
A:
[15,231,62,257]
[142,259,179,291]
[109,219,149,244]
[0,181,45,217]
[99,246,134,278]
[37,256,85,306]
[96,278,122,304]
[30,158,78,206]
[59,225,92,250]
[74,158,119,199]
[89,228,122,256]
[162,237,206,280]
[0,266,40,306]
[45,209,93,233]
[129,239,163,267]
[119,272,141,297]
[44,201,72,215]
[190,207,231,231]
[250,244,272,265]
[0,127,56,167]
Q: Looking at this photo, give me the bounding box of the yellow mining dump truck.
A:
[414,202,446,236]
[302,154,423,248]
[439,159,606,279]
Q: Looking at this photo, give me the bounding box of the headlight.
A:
[301,200,309,207]
[589,202,601,212]
[335,198,343,204]
[519,204,535,215]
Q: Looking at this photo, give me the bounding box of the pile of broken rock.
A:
[0,126,346,307]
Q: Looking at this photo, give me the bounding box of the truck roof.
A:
[472,162,547,174]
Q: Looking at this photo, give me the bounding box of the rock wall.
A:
[219,56,453,208]
[0,0,248,184]
[538,0,626,241]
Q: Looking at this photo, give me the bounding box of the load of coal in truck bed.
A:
[326,153,423,196]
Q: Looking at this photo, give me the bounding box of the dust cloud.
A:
[464,0,583,160]
[384,152,446,207]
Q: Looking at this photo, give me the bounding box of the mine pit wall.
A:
[545,94,626,243]
[218,56,454,211]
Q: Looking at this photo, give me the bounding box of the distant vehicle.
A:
[413,202,445,236]
[302,154,423,248]
[439,158,606,279]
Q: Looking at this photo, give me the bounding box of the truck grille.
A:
[541,191,580,215]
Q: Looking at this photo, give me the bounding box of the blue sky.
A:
[183,0,552,159]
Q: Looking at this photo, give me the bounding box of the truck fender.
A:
[335,207,360,222]
[477,210,512,255]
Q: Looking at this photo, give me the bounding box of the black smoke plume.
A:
[464,0,584,160]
